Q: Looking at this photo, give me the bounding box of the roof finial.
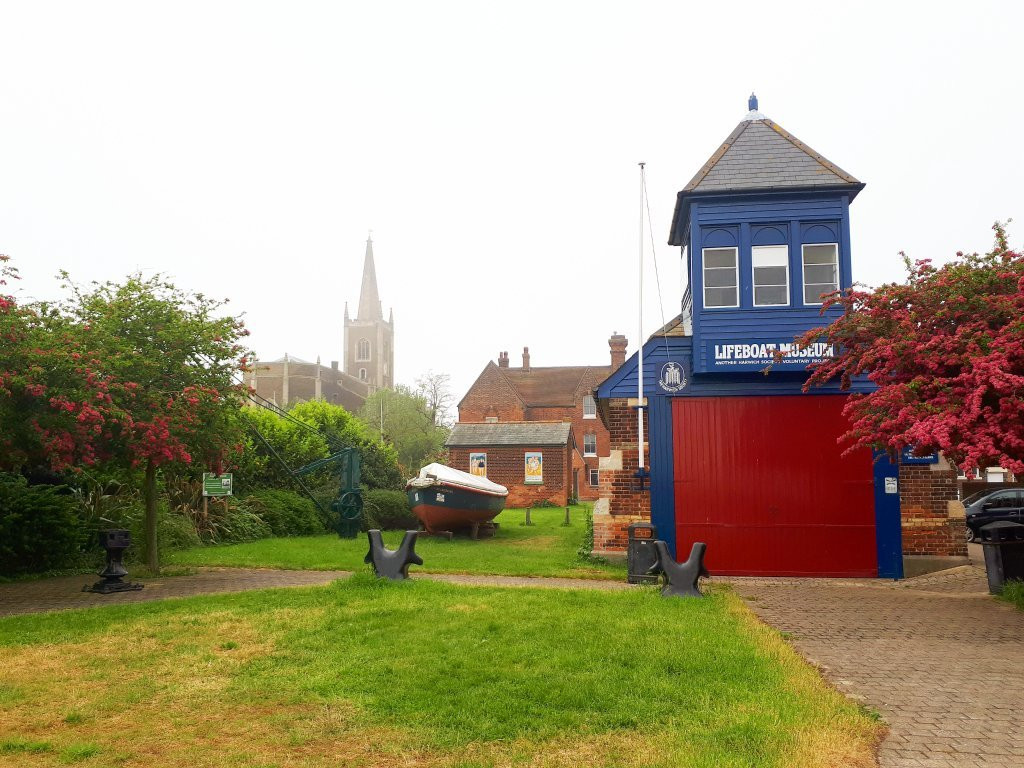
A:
[748,92,758,112]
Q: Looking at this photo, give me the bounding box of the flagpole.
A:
[637,162,645,473]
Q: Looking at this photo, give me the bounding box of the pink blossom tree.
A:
[796,223,1024,476]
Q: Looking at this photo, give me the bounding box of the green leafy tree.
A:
[359,384,450,474]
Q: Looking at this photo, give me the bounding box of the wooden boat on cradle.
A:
[406,463,508,534]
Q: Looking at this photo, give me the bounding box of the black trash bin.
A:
[979,521,1024,595]
[627,522,659,584]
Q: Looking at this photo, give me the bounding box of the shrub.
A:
[363,489,417,530]
[218,497,273,543]
[244,489,324,537]
[0,474,87,576]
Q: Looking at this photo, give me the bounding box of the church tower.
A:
[343,236,394,391]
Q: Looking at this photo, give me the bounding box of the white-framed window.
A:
[583,434,597,457]
[358,368,367,381]
[752,245,789,306]
[583,394,596,419]
[702,247,739,308]
[356,338,371,361]
[802,243,839,305]
[589,468,599,487]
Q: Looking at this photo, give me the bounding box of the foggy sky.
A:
[2,1,1021,405]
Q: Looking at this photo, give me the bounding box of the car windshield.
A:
[962,489,996,506]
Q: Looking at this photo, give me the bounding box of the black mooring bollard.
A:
[647,541,708,598]
[364,529,423,581]
[83,530,144,594]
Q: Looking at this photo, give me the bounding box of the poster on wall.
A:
[469,452,487,477]
[524,452,543,484]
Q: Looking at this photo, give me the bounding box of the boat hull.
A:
[406,483,507,533]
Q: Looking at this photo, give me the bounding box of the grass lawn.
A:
[999,579,1024,610]
[0,577,881,768]
[167,506,625,580]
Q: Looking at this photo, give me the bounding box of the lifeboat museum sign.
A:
[707,340,835,372]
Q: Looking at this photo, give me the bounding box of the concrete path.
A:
[722,564,1024,768]
[0,567,634,618]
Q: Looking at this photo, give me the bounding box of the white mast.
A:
[637,162,645,473]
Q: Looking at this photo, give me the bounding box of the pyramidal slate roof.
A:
[683,117,861,193]
[669,102,864,246]
[446,421,572,447]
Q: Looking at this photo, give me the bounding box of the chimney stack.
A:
[498,351,509,368]
[522,346,530,372]
[609,332,628,369]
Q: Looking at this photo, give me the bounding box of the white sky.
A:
[2,2,1022,402]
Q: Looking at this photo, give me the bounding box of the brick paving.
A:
[722,564,1024,768]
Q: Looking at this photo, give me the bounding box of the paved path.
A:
[0,568,633,618]
[722,565,1024,768]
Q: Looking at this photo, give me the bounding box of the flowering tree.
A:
[61,274,251,568]
[797,224,1024,475]
[0,261,250,569]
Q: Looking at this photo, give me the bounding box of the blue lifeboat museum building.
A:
[595,97,966,579]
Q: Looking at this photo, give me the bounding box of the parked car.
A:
[963,488,1023,542]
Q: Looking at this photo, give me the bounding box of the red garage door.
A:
[673,395,876,577]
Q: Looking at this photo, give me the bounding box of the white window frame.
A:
[589,468,599,487]
[751,245,790,307]
[801,243,840,306]
[356,338,371,362]
[702,247,739,309]
[583,433,597,457]
[582,394,596,419]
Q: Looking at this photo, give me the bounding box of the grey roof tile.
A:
[684,119,860,193]
[446,422,573,448]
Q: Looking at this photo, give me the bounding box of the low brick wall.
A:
[900,462,967,558]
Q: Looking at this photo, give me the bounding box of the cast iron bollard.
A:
[364,529,423,581]
[83,529,144,594]
[979,521,1024,595]
[647,540,708,598]
[627,522,659,584]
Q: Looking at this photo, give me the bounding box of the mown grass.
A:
[0,577,881,768]
[167,505,624,580]
[999,579,1024,610]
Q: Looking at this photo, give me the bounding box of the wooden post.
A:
[562,506,571,527]
[525,507,533,526]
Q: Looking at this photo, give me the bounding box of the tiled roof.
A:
[499,366,610,407]
[446,422,572,447]
[684,118,861,193]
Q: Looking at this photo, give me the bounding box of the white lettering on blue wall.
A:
[707,340,834,371]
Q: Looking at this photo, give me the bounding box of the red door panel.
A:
[673,395,877,577]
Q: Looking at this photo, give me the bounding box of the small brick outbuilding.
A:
[445,422,575,508]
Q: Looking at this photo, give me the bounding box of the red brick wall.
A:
[448,444,571,507]
[598,398,650,518]
[899,464,967,557]
[458,364,526,422]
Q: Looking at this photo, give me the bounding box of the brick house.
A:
[455,335,628,501]
[446,422,574,507]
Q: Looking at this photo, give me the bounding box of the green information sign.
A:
[202,473,233,497]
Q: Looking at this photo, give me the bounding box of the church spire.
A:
[357,234,383,321]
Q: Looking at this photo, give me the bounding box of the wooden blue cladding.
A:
[685,192,854,374]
